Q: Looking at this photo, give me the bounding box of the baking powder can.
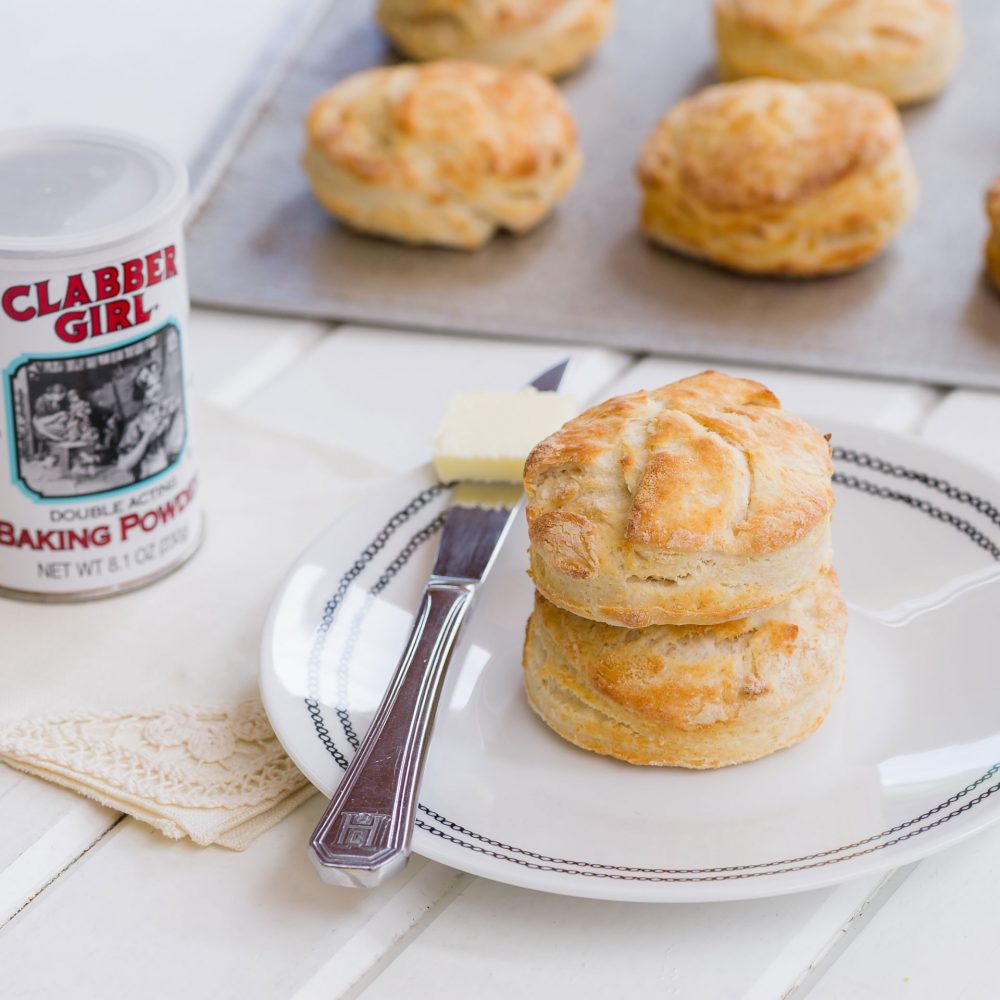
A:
[0,127,203,600]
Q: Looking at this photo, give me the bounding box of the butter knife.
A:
[309,360,569,887]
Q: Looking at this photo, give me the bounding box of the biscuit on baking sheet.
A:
[636,78,918,276]
[377,0,614,78]
[986,176,1000,293]
[303,61,582,249]
[523,570,847,768]
[523,370,834,628]
[714,0,962,106]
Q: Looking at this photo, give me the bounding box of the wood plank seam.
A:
[0,814,126,933]
[206,324,330,409]
[337,873,475,1000]
[783,865,918,999]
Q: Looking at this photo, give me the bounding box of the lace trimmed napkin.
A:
[0,405,387,849]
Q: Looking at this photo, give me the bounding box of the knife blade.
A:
[309,360,570,887]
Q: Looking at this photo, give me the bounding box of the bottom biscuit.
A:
[522,571,847,768]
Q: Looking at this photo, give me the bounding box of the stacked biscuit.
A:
[521,370,847,768]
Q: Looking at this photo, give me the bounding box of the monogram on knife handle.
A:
[309,360,569,888]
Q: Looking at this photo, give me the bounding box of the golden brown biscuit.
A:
[636,78,918,276]
[303,61,582,249]
[715,0,962,105]
[986,176,1000,292]
[377,0,614,78]
[523,370,834,627]
[523,570,847,768]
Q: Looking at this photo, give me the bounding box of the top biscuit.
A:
[377,0,614,78]
[715,0,962,104]
[524,371,835,627]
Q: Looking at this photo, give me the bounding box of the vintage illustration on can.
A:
[7,323,186,501]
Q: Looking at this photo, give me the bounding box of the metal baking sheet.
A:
[188,0,1000,389]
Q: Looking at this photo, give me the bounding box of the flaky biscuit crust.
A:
[377,0,614,78]
[636,79,917,275]
[303,61,581,249]
[522,571,847,768]
[986,175,1000,292]
[524,370,835,627]
[714,0,962,105]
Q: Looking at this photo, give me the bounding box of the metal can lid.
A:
[0,126,188,261]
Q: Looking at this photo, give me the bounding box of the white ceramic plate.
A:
[261,422,1000,902]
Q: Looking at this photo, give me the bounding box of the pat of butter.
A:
[433,388,578,484]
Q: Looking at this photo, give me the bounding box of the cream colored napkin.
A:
[0,404,389,849]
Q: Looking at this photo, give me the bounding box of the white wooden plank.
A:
[0,764,118,927]
[190,308,328,405]
[0,764,120,927]
[0,792,117,928]
[352,874,886,1000]
[0,766,115,885]
[918,388,1000,476]
[603,358,942,433]
[236,326,632,467]
[807,822,1000,1000]
[755,866,916,1000]
[293,871,469,1000]
[0,798,461,1000]
[0,0,299,165]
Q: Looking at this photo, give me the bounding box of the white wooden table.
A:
[3,3,999,997]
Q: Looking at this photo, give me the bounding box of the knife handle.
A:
[309,579,475,888]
